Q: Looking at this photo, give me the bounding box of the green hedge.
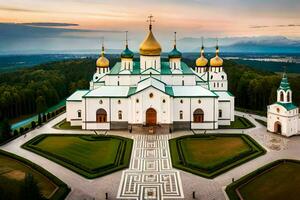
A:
[0,150,70,200]
[225,159,300,200]
[22,134,133,179]
[169,134,266,179]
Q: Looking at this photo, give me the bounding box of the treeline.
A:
[0,58,118,120]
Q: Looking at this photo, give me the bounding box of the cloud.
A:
[0,6,45,13]
[250,24,300,29]
[20,22,79,27]
[249,25,269,29]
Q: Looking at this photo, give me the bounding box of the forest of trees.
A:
[0,55,299,125]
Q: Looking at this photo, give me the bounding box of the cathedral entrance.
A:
[146,108,157,126]
[274,121,282,134]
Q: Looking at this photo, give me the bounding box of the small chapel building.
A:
[267,72,300,137]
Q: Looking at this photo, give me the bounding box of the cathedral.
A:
[267,73,300,137]
[66,17,235,131]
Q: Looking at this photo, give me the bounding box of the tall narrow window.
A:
[219,109,222,118]
[182,80,184,86]
[118,81,120,86]
[280,91,284,102]
[77,110,81,118]
[179,110,183,120]
[118,111,122,120]
[287,91,291,102]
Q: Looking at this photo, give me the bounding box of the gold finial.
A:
[125,31,128,48]
[147,14,155,31]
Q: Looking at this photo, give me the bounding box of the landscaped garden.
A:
[226,159,300,200]
[0,150,70,200]
[169,134,265,178]
[220,116,255,129]
[22,134,133,179]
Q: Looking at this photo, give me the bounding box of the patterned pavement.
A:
[117,135,184,200]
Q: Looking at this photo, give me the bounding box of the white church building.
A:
[66,19,235,131]
[267,73,300,137]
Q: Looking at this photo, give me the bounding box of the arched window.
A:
[117,81,120,86]
[221,75,224,80]
[193,109,204,123]
[280,91,284,102]
[96,109,107,123]
[118,100,121,104]
[182,80,184,86]
[118,111,122,120]
[179,110,183,120]
[219,109,222,118]
[77,110,81,118]
[287,91,291,102]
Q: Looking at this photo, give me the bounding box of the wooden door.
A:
[146,108,157,126]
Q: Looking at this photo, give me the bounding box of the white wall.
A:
[267,104,299,137]
[130,87,171,124]
[140,55,161,71]
[66,101,83,126]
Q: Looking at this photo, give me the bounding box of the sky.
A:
[0,0,299,52]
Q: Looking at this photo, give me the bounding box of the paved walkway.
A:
[117,135,184,200]
[1,112,300,200]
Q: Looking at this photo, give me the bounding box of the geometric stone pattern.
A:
[117,135,184,199]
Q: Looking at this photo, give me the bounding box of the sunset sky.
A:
[0,0,299,52]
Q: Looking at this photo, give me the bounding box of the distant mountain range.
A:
[178,36,300,53]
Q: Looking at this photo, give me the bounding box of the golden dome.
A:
[139,25,162,56]
[96,45,109,68]
[196,47,208,67]
[210,47,223,67]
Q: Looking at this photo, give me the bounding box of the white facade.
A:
[267,73,300,137]
[66,25,235,131]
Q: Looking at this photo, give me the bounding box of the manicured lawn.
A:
[169,134,265,178]
[220,116,255,129]
[22,134,133,179]
[0,150,69,200]
[54,119,81,130]
[226,160,300,200]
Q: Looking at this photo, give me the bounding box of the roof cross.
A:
[147,14,155,30]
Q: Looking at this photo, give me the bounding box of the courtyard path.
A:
[117,134,184,200]
[1,112,300,200]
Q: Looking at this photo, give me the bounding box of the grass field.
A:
[0,150,69,200]
[54,119,81,130]
[23,134,133,179]
[169,134,265,178]
[220,116,255,129]
[180,137,251,169]
[226,160,300,200]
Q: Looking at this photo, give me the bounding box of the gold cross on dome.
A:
[147,14,155,30]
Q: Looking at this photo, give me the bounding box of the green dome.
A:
[121,46,134,58]
[278,73,291,91]
[168,46,182,59]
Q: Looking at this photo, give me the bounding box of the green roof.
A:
[276,102,298,111]
[109,61,194,75]
[278,74,291,91]
[127,86,137,96]
[121,46,134,58]
[165,86,174,96]
[168,46,182,58]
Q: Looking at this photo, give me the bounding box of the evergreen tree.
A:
[0,119,11,140]
[38,114,42,126]
[36,96,47,113]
